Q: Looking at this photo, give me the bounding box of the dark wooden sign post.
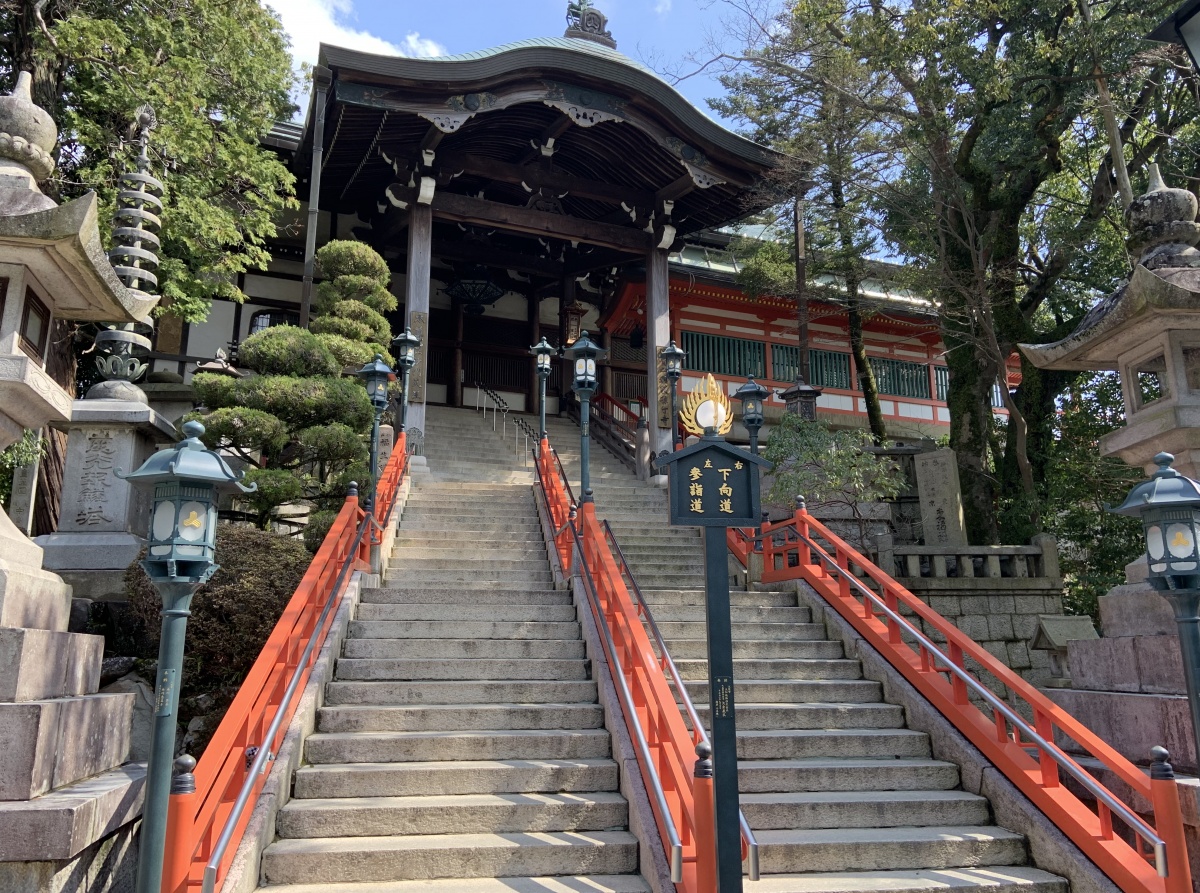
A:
[658,434,769,893]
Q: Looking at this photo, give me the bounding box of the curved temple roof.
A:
[297,35,783,249]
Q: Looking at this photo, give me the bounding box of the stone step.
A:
[681,679,882,704]
[342,639,585,661]
[705,867,1065,893]
[754,825,1027,874]
[348,620,579,640]
[277,791,628,838]
[325,681,596,706]
[740,790,989,830]
[382,571,554,586]
[644,605,810,623]
[639,590,796,607]
[656,621,827,641]
[336,658,589,682]
[673,659,862,681]
[737,757,960,793]
[253,875,652,893]
[384,547,548,561]
[305,730,612,765]
[666,640,845,660]
[361,589,570,606]
[355,604,575,623]
[387,558,550,573]
[692,702,905,730]
[295,758,619,799]
[261,831,639,884]
[735,729,931,760]
[317,703,604,733]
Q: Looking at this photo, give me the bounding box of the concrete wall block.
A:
[0,628,103,702]
[1014,595,1045,615]
[987,594,1016,614]
[0,563,73,633]
[959,595,991,615]
[1013,613,1040,639]
[1029,647,1050,670]
[0,815,139,893]
[1046,688,1197,775]
[927,595,962,617]
[1068,638,1139,693]
[1133,636,1187,695]
[958,614,990,640]
[1098,587,1175,637]
[1007,641,1032,670]
[987,614,1015,640]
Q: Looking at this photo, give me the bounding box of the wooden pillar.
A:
[451,300,464,407]
[528,291,541,414]
[600,328,613,400]
[405,203,433,435]
[645,248,671,454]
[559,276,574,399]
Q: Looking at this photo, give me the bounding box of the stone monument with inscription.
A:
[913,447,967,547]
[0,73,158,891]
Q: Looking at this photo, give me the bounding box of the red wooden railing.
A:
[729,507,1192,893]
[162,436,410,893]
[536,436,712,891]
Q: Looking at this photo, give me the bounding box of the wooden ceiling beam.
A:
[436,151,655,209]
[421,190,652,254]
[657,173,697,205]
[517,117,574,166]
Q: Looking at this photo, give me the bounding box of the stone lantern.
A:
[1020,165,1200,771]
[0,72,159,889]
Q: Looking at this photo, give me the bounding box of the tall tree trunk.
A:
[846,295,887,443]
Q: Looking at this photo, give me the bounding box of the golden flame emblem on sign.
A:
[181,511,204,529]
[679,373,733,436]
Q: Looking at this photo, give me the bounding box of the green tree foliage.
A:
[702,0,1197,542]
[187,241,394,531]
[1042,374,1143,621]
[0,0,299,323]
[763,413,907,544]
[312,240,399,369]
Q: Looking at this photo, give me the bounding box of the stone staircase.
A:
[546,413,1068,893]
[255,407,647,891]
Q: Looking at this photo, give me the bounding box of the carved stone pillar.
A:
[405,203,433,435]
[644,247,672,454]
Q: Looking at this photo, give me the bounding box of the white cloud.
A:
[654,0,672,15]
[266,0,446,69]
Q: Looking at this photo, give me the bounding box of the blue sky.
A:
[265,0,744,126]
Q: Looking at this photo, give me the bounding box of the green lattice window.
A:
[869,356,930,399]
[771,345,853,390]
[681,331,765,378]
[934,366,949,402]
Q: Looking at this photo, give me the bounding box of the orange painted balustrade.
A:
[536,435,754,893]
[728,508,1192,893]
[161,437,410,893]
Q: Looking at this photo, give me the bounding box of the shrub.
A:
[303,509,339,553]
[316,332,391,369]
[191,371,238,409]
[188,407,289,458]
[239,325,341,377]
[310,314,375,344]
[125,525,312,755]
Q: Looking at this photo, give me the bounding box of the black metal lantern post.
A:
[357,353,394,510]
[119,421,255,893]
[531,337,555,441]
[1111,452,1200,757]
[564,330,607,501]
[661,339,686,448]
[392,328,421,431]
[733,375,769,455]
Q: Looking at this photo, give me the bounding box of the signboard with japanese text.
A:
[660,437,768,528]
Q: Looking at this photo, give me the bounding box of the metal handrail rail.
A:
[200,512,373,893]
[475,381,510,435]
[552,447,576,507]
[602,520,760,880]
[778,520,1167,873]
[530,463,684,882]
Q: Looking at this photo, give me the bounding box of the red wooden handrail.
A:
[594,390,640,427]
[733,509,1191,893]
[161,442,410,893]
[535,436,719,892]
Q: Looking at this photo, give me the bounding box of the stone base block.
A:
[0,559,72,633]
[0,763,144,861]
[0,628,103,702]
[1098,586,1175,637]
[1067,635,1186,695]
[36,532,144,575]
[0,814,139,893]
[1045,687,1197,775]
[0,694,133,800]
[55,570,131,604]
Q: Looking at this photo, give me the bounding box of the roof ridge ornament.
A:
[565,0,617,49]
